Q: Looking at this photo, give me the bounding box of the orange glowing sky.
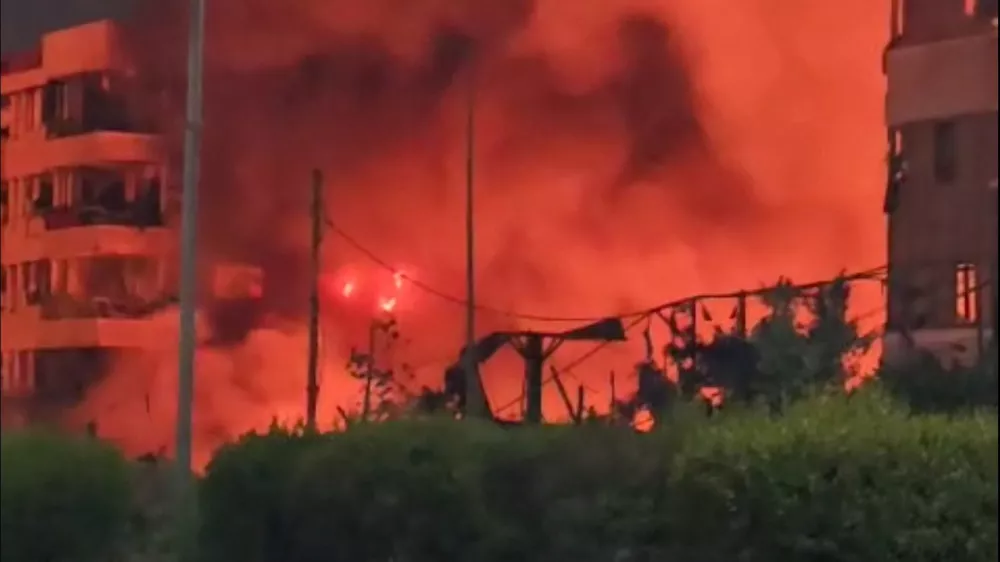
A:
[73,0,890,464]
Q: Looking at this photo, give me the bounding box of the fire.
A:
[75,0,889,462]
[379,297,398,313]
[341,281,356,298]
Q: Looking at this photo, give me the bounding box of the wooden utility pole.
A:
[462,63,486,419]
[305,169,323,430]
[523,334,544,424]
[735,292,748,337]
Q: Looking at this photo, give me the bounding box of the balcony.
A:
[1,130,163,178]
[0,294,176,352]
[1,317,168,351]
[885,31,998,125]
[2,182,169,263]
[2,225,171,264]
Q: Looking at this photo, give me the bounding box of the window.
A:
[955,263,978,323]
[34,260,51,300]
[975,0,998,19]
[0,180,8,225]
[933,120,957,183]
[34,174,53,212]
[41,81,66,123]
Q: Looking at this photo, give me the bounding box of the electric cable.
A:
[324,216,889,323]
[493,273,996,416]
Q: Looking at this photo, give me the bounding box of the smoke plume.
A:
[76,0,889,460]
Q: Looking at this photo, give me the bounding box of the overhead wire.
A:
[495,271,997,417]
[322,216,996,420]
[324,216,889,323]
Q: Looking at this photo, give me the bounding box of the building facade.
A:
[1,21,176,426]
[883,0,998,365]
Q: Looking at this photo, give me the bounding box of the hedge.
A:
[0,429,133,562]
[3,392,996,562]
[198,392,998,562]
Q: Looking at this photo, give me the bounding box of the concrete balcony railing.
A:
[1,218,172,264]
[0,297,176,352]
[1,130,163,178]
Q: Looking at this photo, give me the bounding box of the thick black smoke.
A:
[121,0,770,344]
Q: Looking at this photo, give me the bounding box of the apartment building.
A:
[882,0,998,365]
[1,21,175,426]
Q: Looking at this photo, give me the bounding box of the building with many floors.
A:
[1,20,265,428]
[2,6,997,426]
[882,0,998,365]
[1,21,176,425]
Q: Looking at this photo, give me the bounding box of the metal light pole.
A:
[461,64,485,418]
[175,0,205,481]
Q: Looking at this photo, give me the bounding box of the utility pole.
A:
[523,334,544,424]
[174,0,205,558]
[462,63,485,418]
[305,169,323,430]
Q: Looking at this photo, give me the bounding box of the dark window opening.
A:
[933,120,957,184]
[135,176,163,226]
[32,348,111,413]
[42,73,145,137]
[39,167,165,230]
[41,80,66,124]
[975,0,998,19]
[34,261,52,301]
[33,176,54,212]
[1,181,8,225]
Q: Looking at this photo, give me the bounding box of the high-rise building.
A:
[1,21,175,426]
[882,0,998,365]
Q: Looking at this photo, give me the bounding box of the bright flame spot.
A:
[379,296,398,313]
[393,271,404,290]
[342,281,356,298]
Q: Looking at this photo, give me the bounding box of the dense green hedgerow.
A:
[196,423,327,562]
[666,391,998,562]
[197,392,998,562]
[3,391,995,562]
[0,429,133,562]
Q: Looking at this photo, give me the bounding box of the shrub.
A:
[0,429,133,562]
[474,424,676,562]
[666,391,998,562]
[879,349,998,414]
[197,423,326,562]
[280,418,496,562]
[196,395,998,562]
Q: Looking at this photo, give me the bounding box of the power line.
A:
[324,218,606,322]
[494,273,997,416]
[324,216,889,323]
[493,313,651,415]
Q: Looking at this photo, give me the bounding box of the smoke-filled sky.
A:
[5,0,891,461]
[119,0,889,324]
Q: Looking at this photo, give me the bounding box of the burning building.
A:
[882,0,998,366]
[0,21,176,426]
[0,20,270,429]
[0,2,904,452]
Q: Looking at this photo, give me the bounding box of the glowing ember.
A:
[341,281,356,298]
[379,296,398,313]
